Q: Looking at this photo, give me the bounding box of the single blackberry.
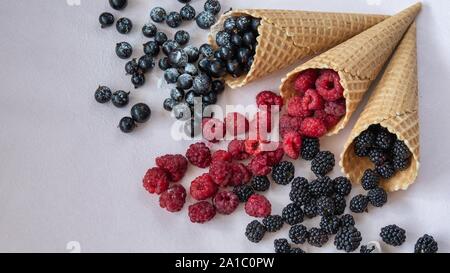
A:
[361,169,380,191]
[354,129,375,151]
[282,203,304,225]
[245,220,266,243]
[263,215,284,232]
[354,145,370,157]
[291,177,309,191]
[340,214,355,228]
[334,226,362,252]
[311,151,335,177]
[380,225,406,246]
[360,245,376,253]
[290,248,306,253]
[333,176,352,196]
[392,140,412,160]
[309,176,334,198]
[369,149,389,166]
[289,187,312,206]
[332,194,346,216]
[349,194,369,213]
[271,161,295,185]
[376,162,395,179]
[414,234,438,253]
[320,215,342,235]
[316,196,335,217]
[251,176,270,192]
[307,228,328,247]
[393,156,411,171]
[303,199,318,219]
[274,239,291,253]
[289,224,309,244]
[233,185,254,202]
[368,187,388,207]
[375,128,396,150]
[301,137,320,160]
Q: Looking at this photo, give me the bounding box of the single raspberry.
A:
[314,110,341,129]
[202,118,226,143]
[316,69,344,102]
[302,89,324,111]
[283,131,302,159]
[244,139,264,156]
[188,201,216,223]
[159,184,187,212]
[287,96,311,118]
[229,163,252,186]
[300,117,327,138]
[228,139,250,160]
[211,150,232,162]
[213,191,239,215]
[225,112,249,137]
[279,114,303,138]
[248,154,272,176]
[294,69,320,96]
[155,154,188,182]
[265,145,285,166]
[143,167,170,195]
[209,160,233,187]
[249,110,273,140]
[256,90,284,109]
[324,99,346,117]
[245,194,272,218]
[190,173,218,201]
[186,142,212,168]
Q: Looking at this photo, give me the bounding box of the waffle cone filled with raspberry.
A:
[209,9,389,88]
[280,3,421,136]
[340,23,419,192]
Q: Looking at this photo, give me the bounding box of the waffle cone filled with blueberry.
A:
[280,3,421,136]
[208,9,389,88]
[340,23,419,192]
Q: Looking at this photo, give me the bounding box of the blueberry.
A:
[236,16,251,32]
[198,58,211,73]
[166,12,182,28]
[180,4,196,21]
[231,33,243,47]
[95,86,112,103]
[150,7,166,23]
[174,30,190,45]
[131,72,145,88]
[163,98,178,112]
[243,32,256,47]
[184,45,200,63]
[125,58,139,75]
[237,47,251,64]
[185,90,198,107]
[203,91,218,105]
[99,12,115,28]
[216,30,232,47]
[193,74,212,95]
[183,63,198,76]
[251,18,261,32]
[143,41,160,57]
[170,88,185,102]
[208,60,226,78]
[168,49,188,67]
[112,90,130,108]
[162,40,180,56]
[154,31,168,45]
[178,0,191,4]
[173,102,191,120]
[116,42,133,59]
[116,18,133,34]
[131,103,151,123]
[211,79,225,94]
[109,0,127,10]
[204,0,221,15]
[138,55,155,73]
[119,117,136,133]
[164,68,180,84]
[223,17,236,32]
[158,57,172,70]
[199,44,214,58]
[177,73,194,90]
[217,46,234,61]
[226,59,243,77]
[196,11,216,29]
[142,23,157,38]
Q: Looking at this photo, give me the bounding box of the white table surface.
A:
[0,0,449,253]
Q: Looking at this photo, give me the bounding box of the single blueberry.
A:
[196,11,216,29]
[166,11,182,28]
[150,7,166,23]
[170,88,185,102]
[99,12,115,28]
[116,42,133,59]
[184,45,200,63]
[180,4,196,21]
[204,0,221,15]
[164,68,180,84]
[142,23,157,38]
[199,44,214,58]
[116,17,133,34]
[174,30,190,45]
[177,73,194,90]
[143,41,160,57]
[138,55,155,73]
[162,40,180,56]
[154,31,168,45]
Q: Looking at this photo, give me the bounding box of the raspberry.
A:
[190,173,218,200]
[225,112,249,137]
[211,150,232,162]
[251,176,270,192]
[301,137,320,160]
[233,185,254,202]
[315,109,341,129]
[229,163,252,186]
[155,154,188,182]
[209,160,232,187]
[202,118,225,143]
[245,194,272,218]
[279,114,303,138]
[249,110,273,140]
[324,99,346,117]
[159,184,187,212]
[282,131,302,159]
[213,191,239,215]
[244,139,264,156]
[245,220,266,243]
[186,142,212,168]
[188,201,216,223]
[300,117,327,138]
[302,89,324,110]
[287,96,311,117]
[143,167,170,195]
[256,90,284,109]
[248,154,272,176]
[315,69,344,102]
[265,145,285,166]
[294,69,319,96]
[228,140,250,160]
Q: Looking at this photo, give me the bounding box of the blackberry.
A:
[309,176,333,198]
[301,138,320,160]
[340,214,355,228]
[289,187,311,206]
[289,224,309,244]
[320,215,342,235]
[311,151,335,177]
[393,156,411,171]
[245,220,266,243]
[95,86,112,103]
[380,225,406,246]
[274,239,291,253]
[263,215,284,232]
[376,162,395,179]
[291,177,309,191]
[361,169,380,191]
[349,194,369,213]
[369,149,389,166]
[303,199,318,219]
[333,176,352,196]
[354,129,375,150]
[334,226,362,252]
[233,185,254,202]
[414,234,438,253]
[392,140,412,160]
[316,196,335,217]
[251,176,270,192]
[290,248,306,253]
[354,145,370,157]
[375,128,395,150]
[360,245,376,253]
[282,203,304,225]
[333,194,346,216]
[271,161,295,185]
[368,187,388,207]
[307,228,328,247]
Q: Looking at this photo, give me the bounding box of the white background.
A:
[0,0,449,253]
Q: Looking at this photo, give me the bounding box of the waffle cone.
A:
[209,9,388,88]
[340,23,419,192]
[280,3,421,136]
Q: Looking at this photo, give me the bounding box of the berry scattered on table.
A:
[350,194,369,213]
[213,191,239,215]
[99,12,115,28]
[308,227,329,247]
[414,234,438,253]
[186,142,212,168]
[143,167,170,195]
[142,23,157,38]
[95,86,112,103]
[368,187,388,207]
[204,0,221,15]
[156,154,188,182]
[131,103,151,123]
[263,215,284,232]
[245,220,266,243]
[180,4,196,21]
[150,7,167,23]
[251,176,270,192]
[111,90,130,108]
[333,176,352,196]
[289,224,308,244]
[320,215,342,235]
[380,225,406,246]
[109,0,128,10]
[118,117,136,133]
[159,184,186,212]
[196,11,216,29]
[245,194,271,218]
[190,173,218,201]
[311,151,335,177]
[361,169,380,191]
[334,226,362,252]
[115,42,133,59]
[271,161,295,185]
[188,201,216,223]
[282,203,304,226]
[116,17,133,34]
[274,238,291,253]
